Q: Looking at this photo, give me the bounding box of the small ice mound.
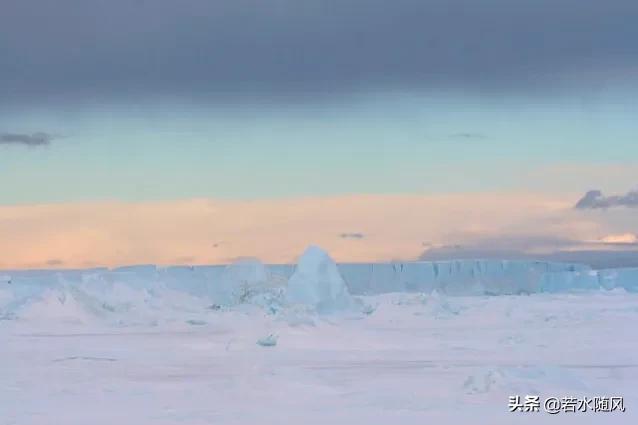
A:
[0,287,15,320]
[213,258,284,310]
[393,293,428,306]
[463,368,508,394]
[361,303,376,315]
[277,305,317,327]
[257,334,278,347]
[286,245,354,313]
[463,366,587,395]
[0,286,12,305]
[17,287,96,324]
[80,281,150,316]
[0,276,13,318]
[421,290,462,318]
[186,319,207,326]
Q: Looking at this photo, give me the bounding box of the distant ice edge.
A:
[4,259,636,296]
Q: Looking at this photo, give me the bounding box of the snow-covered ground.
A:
[1,249,637,424]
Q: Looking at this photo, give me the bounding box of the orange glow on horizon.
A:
[0,193,607,269]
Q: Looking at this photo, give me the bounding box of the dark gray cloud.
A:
[575,189,638,209]
[2,0,637,100]
[420,235,579,260]
[546,250,638,269]
[420,237,638,269]
[448,133,486,140]
[0,132,54,146]
[339,232,365,239]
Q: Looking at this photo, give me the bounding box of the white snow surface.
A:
[1,250,637,424]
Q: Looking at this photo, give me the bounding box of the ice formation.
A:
[215,257,271,305]
[1,246,637,324]
[256,334,278,347]
[286,246,354,313]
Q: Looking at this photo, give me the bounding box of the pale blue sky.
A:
[1,88,637,204]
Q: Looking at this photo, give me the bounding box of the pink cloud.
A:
[0,193,624,269]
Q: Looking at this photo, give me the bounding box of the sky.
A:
[1,0,638,268]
